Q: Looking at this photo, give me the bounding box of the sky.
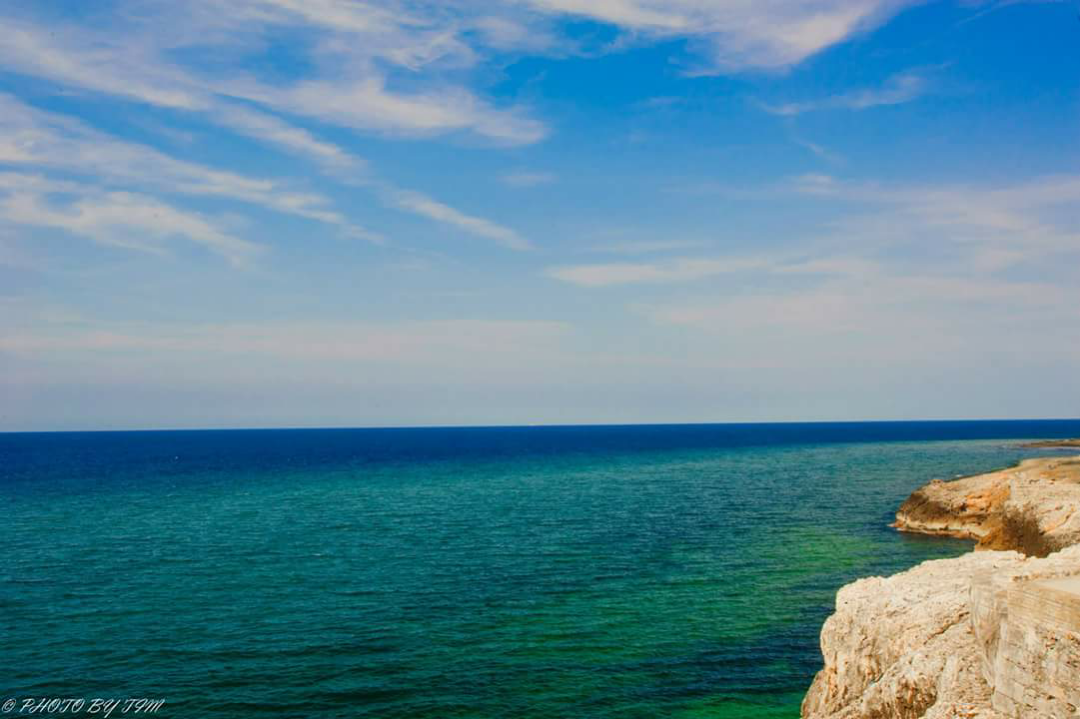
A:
[1,0,1079,431]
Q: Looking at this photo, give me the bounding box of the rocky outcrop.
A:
[894,457,1080,557]
[803,551,1023,719]
[804,547,1080,719]
[1022,439,1080,449]
[805,454,1080,719]
[892,469,1011,544]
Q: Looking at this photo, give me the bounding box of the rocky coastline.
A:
[1021,439,1080,449]
[803,450,1080,719]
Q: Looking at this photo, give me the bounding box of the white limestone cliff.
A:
[804,454,1080,719]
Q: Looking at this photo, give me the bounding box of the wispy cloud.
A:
[0,174,259,266]
[637,276,1080,380]
[760,69,931,116]
[789,171,1080,261]
[525,0,927,70]
[793,138,845,164]
[0,91,538,253]
[384,189,532,250]
[547,257,764,287]
[222,75,546,146]
[0,22,383,169]
[215,105,364,171]
[548,167,1080,382]
[586,239,710,255]
[548,253,881,288]
[0,94,380,243]
[0,22,209,110]
[0,2,555,255]
[0,6,547,147]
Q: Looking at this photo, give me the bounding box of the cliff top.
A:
[894,453,1080,556]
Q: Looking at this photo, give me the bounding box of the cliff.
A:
[804,453,1080,719]
[893,456,1080,556]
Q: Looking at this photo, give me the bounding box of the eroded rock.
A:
[802,552,1024,719]
[894,457,1080,557]
[805,454,1080,719]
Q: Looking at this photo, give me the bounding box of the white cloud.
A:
[234,0,416,37]
[0,92,534,253]
[790,172,1080,259]
[0,174,260,266]
[0,6,547,147]
[794,138,845,164]
[0,1,984,262]
[760,69,930,115]
[547,257,764,286]
[229,0,951,74]
[588,239,709,255]
[385,188,532,250]
[526,0,927,70]
[642,274,1080,347]
[0,22,390,169]
[548,253,879,288]
[548,168,1080,382]
[469,15,562,53]
[0,0,953,167]
[0,22,209,110]
[553,170,1080,293]
[216,105,364,171]
[220,73,546,145]
[0,94,380,242]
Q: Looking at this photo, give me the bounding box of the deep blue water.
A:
[3,420,1080,718]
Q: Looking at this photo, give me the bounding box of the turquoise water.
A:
[3,421,1080,718]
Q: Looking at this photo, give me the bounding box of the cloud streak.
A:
[216,105,364,171]
[0,93,379,242]
[547,257,764,286]
[0,174,260,266]
[789,171,1080,261]
[0,7,547,147]
[385,189,532,250]
[526,0,929,70]
[0,91,536,252]
[760,69,930,116]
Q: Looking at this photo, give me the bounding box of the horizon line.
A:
[3,416,1080,435]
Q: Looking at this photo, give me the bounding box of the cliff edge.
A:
[804,452,1080,719]
[893,456,1080,556]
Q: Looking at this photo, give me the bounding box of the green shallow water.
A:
[3,423,1077,718]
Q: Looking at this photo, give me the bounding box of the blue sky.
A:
[2,0,1078,430]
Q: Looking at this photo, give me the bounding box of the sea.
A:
[4,420,1080,718]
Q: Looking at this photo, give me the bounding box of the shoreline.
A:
[804,446,1080,718]
[1020,438,1080,449]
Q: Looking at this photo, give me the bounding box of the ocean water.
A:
[4,421,1080,718]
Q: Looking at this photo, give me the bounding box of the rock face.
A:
[802,551,1024,719]
[970,557,1080,717]
[894,457,1080,557]
[804,454,1080,719]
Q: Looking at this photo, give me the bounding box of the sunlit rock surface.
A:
[894,456,1080,556]
[805,454,1080,719]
